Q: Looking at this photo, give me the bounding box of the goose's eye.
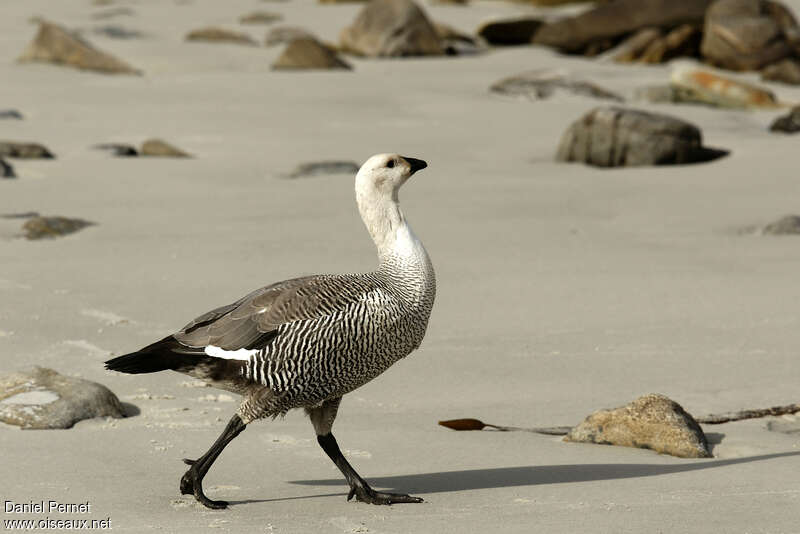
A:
[386,160,395,168]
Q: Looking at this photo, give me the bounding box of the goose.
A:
[105,153,436,509]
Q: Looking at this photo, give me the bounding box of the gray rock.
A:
[762,58,800,84]
[763,214,800,233]
[0,109,24,119]
[18,21,141,75]
[0,367,125,429]
[534,0,712,54]
[272,38,352,70]
[1,158,15,178]
[769,106,800,132]
[91,7,135,20]
[22,216,95,239]
[140,139,191,158]
[287,160,360,178]
[556,107,728,167]
[564,394,711,459]
[265,26,316,47]
[185,27,258,46]
[491,70,623,102]
[0,141,54,159]
[94,143,138,156]
[701,0,798,71]
[339,0,444,57]
[766,418,800,433]
[476,17,542,46]
[92,25,145,39]
[239,11,283,25]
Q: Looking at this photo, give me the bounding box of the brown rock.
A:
[272,38,352,70]
[556,106,728,167]
[18,21,140,74]
[564,394,711,459]
[434,22,484,55]
[0,141,54,159]
[769,106,800,132]
[763,214,800,232]
[22,216,94,239]
[612,27,662,62]
[762,58,800,84]
[186,27,258,46]
[140,139,191,157]
[0,367,124,429]
[239,11,283,24]
[700,0,798,71]
[534,0,711,54]
[671,66,783,109]
[265,26,316,46]
[339,0,444,57]
[639,36,668,63]
[476,18,543,46]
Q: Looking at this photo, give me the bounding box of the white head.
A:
[354,153,428,257]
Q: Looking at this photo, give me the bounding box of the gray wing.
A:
[172,275,376,351]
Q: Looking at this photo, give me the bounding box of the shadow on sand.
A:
[286,451,800,496]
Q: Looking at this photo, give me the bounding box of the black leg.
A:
[316,433,423,505]
[180,414,246,509]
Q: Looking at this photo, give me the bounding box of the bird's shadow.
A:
[285,451,799,497]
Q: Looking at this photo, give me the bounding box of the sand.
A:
[1,0,800,532]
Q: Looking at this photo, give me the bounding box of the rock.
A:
[671,66,782,109]
[763,214,800,233]
[701,0,799,71]
[490,70,623,101]
[265,26,316,46]
[766,418,800,433]
[272,38,352,70]
[534,0,711,54]
[434,22,485,55]
[140,139,191,158]
[22,216,95,239]
[94,143,138,156]
[0,109,24,119]
[1,158,15,178]
[339,0,444,57]
[476,17,543,46]
[91,7,135,20]
[0,141,54,159]
[186,27,258,46]
[626,24,701,63]
[769,106,800,132]
[564,394,711,458]
[239,11,283,24]
[287,160,360,178]
[0,367,124,429]
[633,84,682,103]
[762,58,800,84]
[556,106,728,167]
[612,27,662,62]
[18,21,141,74]
[92,25,145,39]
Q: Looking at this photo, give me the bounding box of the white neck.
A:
[356,189,427,265]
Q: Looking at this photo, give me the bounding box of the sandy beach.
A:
[2,0,800,532]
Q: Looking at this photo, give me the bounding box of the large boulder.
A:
[0,367,125,429]
[533,0,712,54]
[701,0,800,71]
[339,0,444,57]
[556,107,727,167]
[272,38,352,70]
[564,394,711,459]
[18,21,140,74]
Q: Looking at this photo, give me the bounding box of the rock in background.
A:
[769,105,800,131]
[564,394,711,458]
[556,107,727,167]
[339,0,445,57]
[491,70,623,101]
[762,214,800,233]
[477,18,542,46]
[0,367,125,429]
[22,216,95,239]
[185,27,258,46]
[0,141,54,159]
[272,38,352,70]
[18,20,141,74]
[140,139,191,157]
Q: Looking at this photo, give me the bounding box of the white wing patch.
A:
[204,345,258,360]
